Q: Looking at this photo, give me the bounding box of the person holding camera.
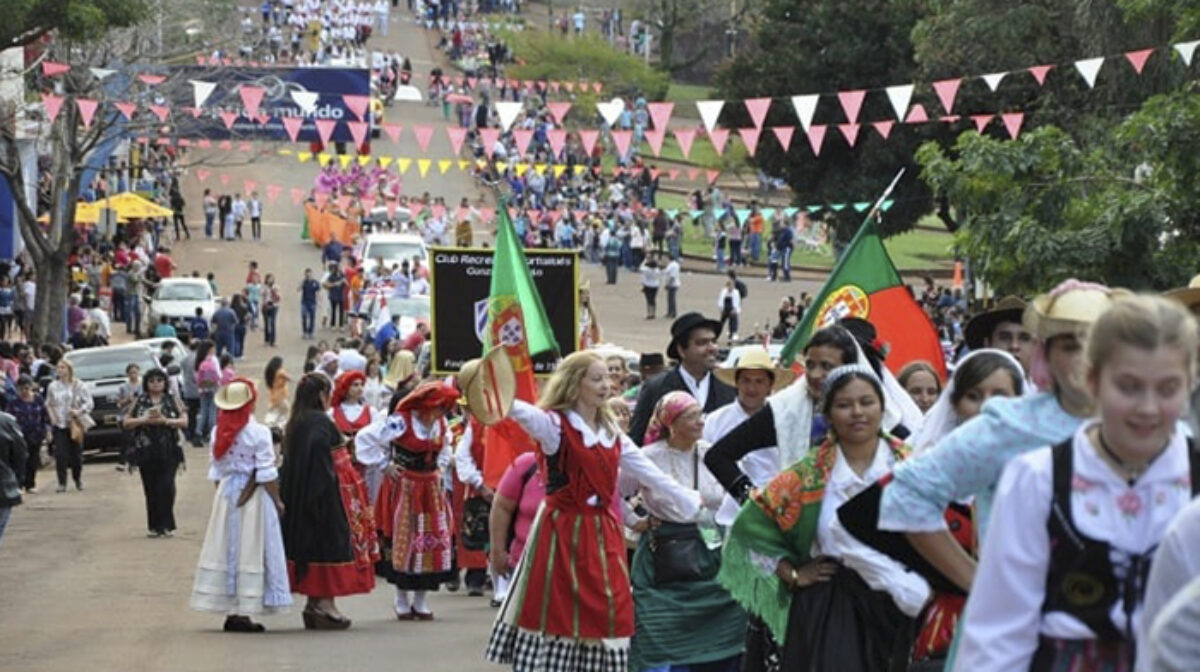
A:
[122,368,186,538]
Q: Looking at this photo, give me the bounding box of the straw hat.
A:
[713,346,796,390]
[1023,282,1130,340]
[457,347,516,426]
[384,350,417,388]
[964,296,1027,350]
[214,379,256,410]
[1165,274,1200,309]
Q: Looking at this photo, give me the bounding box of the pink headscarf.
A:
[644,391,700,444]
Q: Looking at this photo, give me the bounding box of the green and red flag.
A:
[780,214,946,379]
[481,198,559,487]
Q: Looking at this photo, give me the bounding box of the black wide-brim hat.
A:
[964,296,1027,350]
[666,312,722,360]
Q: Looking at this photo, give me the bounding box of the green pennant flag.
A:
[489,198,558,357]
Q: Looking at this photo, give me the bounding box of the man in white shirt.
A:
[373,0,389,35]
[701,347,792,525]
[231,193,247,240]
[663,257,680,318]
[248,191,264,241]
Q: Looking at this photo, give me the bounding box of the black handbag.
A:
[461,495,491,551]
[648,450,720,585]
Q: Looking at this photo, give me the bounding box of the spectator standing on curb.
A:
[249,191,264,241]
[663,256,681,319]
[0,410,27,549]
[299,268,320,340]
[262,274,281,347]
[210,299,238,359]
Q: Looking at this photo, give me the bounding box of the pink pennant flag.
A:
[195,55,206,65]
[343,94,370,121]
[806,125,827,157]
[112,100,136,120]
[282,116,303,142]
[871,120,894,140]
[361,197,376,212]
[314,192,328,208]
[138,74,167,86]
[579,130,600,156]
[432,204,446,220]
[197,139,212,149]
[195,169,211,183]
[41,94,65,124]
[547,129,567,157]
[337,196,352,212]
[611,130,633,157]
[219,111,239,130]
[1125,48,1154,74]
[219,140,232,151]
[838,123,861,148]
[932,79,962,114]
[667,169,680,181]
[772,126,794,151]
[266,184,282,203]
[255,113,271,125]
[480,128,501,157]
[238,142,253,152]
[479,207,494,222]
[178,139,192,148]
[513,129,534,157]
[239,86,265,118]
[593,82,603,94]
[645,129,666,156]
[564,82,575,93]
[290,188,306,206]
[347,121,369,148]
[155,137,172,147]
[381,123,402,143]
[647,102,674,131]
[1028,65,1053,86]
[674,128,696,159]
[971,114,994,132]
[940,115,961,124]
[737,127,761,157]
[42,61,71,77]
[546,102,571,124]
[578,80,590,93]
[904,104,930,124]
[313,118,336,146]
[708,128,729,156]
[744,98,772,129]
[687,169,700,181]
[549,81,560,93]
[837,90,867,123]
[149,104,170,122]
[706,170,720,186]
[219,174,232,186]
[1001,112,1025,139]
[188,107,204,119]
[446,126,467,155]
[386,200,398,219]
[244,180,257,195]
[76,98,99,128]
[412,125,434,153]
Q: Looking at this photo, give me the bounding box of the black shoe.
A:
[223,615,266,633]
[445,578,460,592]
[467,587,484,597]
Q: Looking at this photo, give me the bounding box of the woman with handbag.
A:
[631,391,746,672]
[122,369,187,538]
[46,360,94,492]
[719,364,930,672]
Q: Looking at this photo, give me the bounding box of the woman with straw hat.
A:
[355,380,460,620]
[189,378,291,632]
[879,280,1129,605]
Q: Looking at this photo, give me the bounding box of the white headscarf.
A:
[911,348,1024,453]
[845,335,927,438]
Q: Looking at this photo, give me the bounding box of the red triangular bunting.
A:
[382,123,402,143]
[290,188,306,205]
[446,126,467,155]
[282,116,303,142]
[806,125,827,156]
[687,169,699,181]
[1028,65,1053,86]
[138,74,166,86]
[1125,48,1153,74]
[238,142,253,152]
[546,102,571,124]
[342,94,370,121]
[611,130,632,157]
[564,82,575,93]
[412,124,434,152]
[513,129,534,157]
[266,184,282,203]
[195,169,210,183]
[42,61,70,77]
[243,180,257,195]
[772,126,794,151]
[871,120,894,140]
[645,129,666,156]
[218,140,232,151]
[674,128,696,159]
[737,127,761,157]
[314,118,337,145]
[706,170,720,185]
[578,130,600,156]
[219,173,231,186]
[744,97,772,129]
[188,107,203,119]
[971,115,994,132]
[219,111,239,130]
[904,104,929,124]
[939,115,961,124]
[479,128,500,157]
[932,79,962,114]
[837,90,867,123]
[647,102,674,131]
[838,123,861,148]
[239,86,265,118]
[668,169,680,181]
[149,104,170,122]
[76,98,99,128]
[347,121,369,148]
[547,129,567,157]
[42,94,64,124]
[1001,112,1024,139]
[708,128,729,156]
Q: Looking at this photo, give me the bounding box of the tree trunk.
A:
[31,252,69,346]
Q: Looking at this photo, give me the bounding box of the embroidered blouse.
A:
[640,439,724,523]
[206,419,278,483]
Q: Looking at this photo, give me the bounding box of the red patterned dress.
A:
[452,416,490,573]
[368,409,455,589]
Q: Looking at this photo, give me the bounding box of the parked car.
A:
[64,344,174,453]
[360,233,428,275]
[145,278,217,337]
[719,342,785,368]
[354,290,431,342]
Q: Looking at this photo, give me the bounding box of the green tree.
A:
[714,0,938,242]
[3,0,148,50]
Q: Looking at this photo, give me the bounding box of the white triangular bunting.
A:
[1175,40,1200,67]
[190,80,217,109]
[291,90,320,114]
[495,101,522,132]
[90,67,116,80]
[982,72,1007,92]
[885,84,914,121]
[696,100,725,134]
[790,94,819,132]
[1074,57,1105,88]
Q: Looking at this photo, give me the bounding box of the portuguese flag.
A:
[481,199,559,487]
[780,215,946,379]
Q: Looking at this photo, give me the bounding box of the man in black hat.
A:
[628,312,735,445]
[963,296,1034,380]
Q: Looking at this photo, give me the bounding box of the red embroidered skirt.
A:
[452,477,489,571]
[374,469,454,588]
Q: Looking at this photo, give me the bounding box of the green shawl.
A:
[716,433,910,644]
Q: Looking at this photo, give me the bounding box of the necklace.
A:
[1096,428,1165,486]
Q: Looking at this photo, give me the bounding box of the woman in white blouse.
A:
[630,391,746,672]
[717,278,741,343]
[46,360,93,492]
[956,295,1199,671]
[719,363,929,672]
[486,351,701,672]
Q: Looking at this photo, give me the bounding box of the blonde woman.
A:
[486,351,701,671]
[46,360,94,492]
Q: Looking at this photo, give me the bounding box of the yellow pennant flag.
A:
[357,155,372,166]
[476,159,488,170]
[378,156,394,169]
[338,155,352,169]
[398,158,412,174]
[278,148,294,156]
[573,165,586,176]
[459,159,471,171]
[297,151,313,163]
[516,163,529,177]
[553,165,566,178]
[438,159,452,175]
[496,161,508,173]
[418,158,432,177]
[317,154,333,167]
[534,164,547,176]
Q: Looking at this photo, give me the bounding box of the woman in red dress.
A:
[485,351,703,672]
[356,380,459,620]
[279,373,379,630]
[329,371,380,443]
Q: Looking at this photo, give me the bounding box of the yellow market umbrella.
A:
[38,201,117,226]
[103,192,174,219]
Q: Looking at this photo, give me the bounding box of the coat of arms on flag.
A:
[474,299,489,344]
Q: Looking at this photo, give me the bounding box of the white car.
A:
[720,343,785,368]
[146,278,217,337]
[360,233,429,275]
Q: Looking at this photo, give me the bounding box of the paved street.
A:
[0,8,821,672]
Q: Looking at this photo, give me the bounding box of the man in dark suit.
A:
[628,312,736,445]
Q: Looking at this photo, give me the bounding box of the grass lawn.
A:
[600,134,750,170]
[666,83,711,118]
